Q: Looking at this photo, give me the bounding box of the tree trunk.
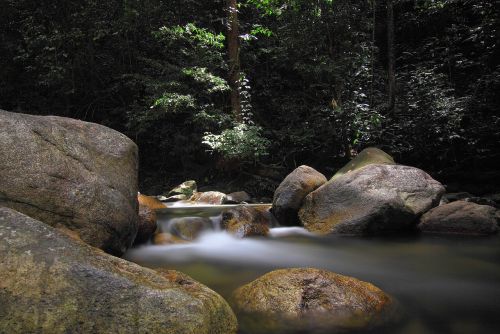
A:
[386,0,396,113]
[226,0,242,121]
[370,0,376,107]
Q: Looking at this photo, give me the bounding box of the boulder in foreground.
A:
[232,268,395,334]
[0,207,237,334]
[418,200,499,235]
[300,164,445,235]
[271,165,327,226]
[0,110,138,255]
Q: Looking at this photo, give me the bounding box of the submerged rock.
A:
[418,201,499,235]
[299,164,445,235]
[221,205,273,238]
[0,110,138,256]
[232,268,395,334]
[271,165,327,226]
[331,147,395,181]
[153,232,190,245]
[191,191,228,205]
[170,217,214,241]
[0,207,237,334]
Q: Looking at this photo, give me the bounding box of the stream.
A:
[124,204,500,334]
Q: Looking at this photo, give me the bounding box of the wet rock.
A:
[331,147,395,181]
[168,180,197,198]
[0,207,237,334]
[418,201,499,235]
[134,204,157,245]
[170,217,214,241]
[191,191,227,205]
[232,268,395,334]
[224,191,252,204]
[138,193,166,210]
[0,110,138,256]
[299,164,445,235]
[271,166,327,226]
[153,232,190,245]
[221,205,273,238]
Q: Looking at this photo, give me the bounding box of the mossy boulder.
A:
[0,207,237,334]
[168,180,197,198]
[418,201,499,235]
[221,205,274,238]
[331,147,395,181]
[271,165,327,226]
[232,268,395,334]
[0,110,138,256]
[299,164,445,235]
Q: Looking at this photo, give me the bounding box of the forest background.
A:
[1,0,498,197]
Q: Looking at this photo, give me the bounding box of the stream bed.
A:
[124,204,500,334]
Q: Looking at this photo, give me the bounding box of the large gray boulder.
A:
[232,268,395,334]
[0,207,237,334]
[271,165,327,226]
[0,110,138,255]
[299,164,445,235]
[418,201,499,235]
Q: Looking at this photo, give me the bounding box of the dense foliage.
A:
[1,0,498,195]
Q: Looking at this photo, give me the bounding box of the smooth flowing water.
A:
[124,204,500,334]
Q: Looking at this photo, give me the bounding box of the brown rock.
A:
[191,191,227,205]
[170,217,213,240]
[153,232,189,245]
[232,268,395,334]
[134,204,157,245]
[225,191,252,204]
[0,110,138,256]
[418,200,499,235]
[221,205,273,238]
[138,193,166,210]
[271,165,327,226]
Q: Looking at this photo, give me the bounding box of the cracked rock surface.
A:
[0,110,138,255]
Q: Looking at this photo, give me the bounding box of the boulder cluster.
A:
[271,147,499,237]
[2,110,498,334]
